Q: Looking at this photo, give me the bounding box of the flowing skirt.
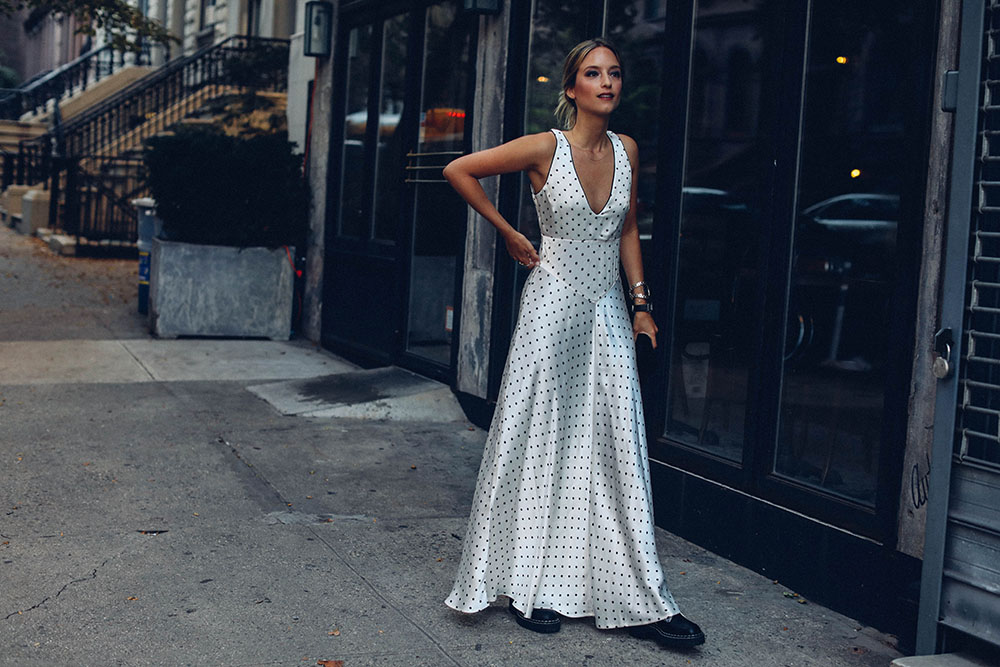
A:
[445,267,679,629]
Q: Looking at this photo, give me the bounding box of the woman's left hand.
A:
[633,312,658,348]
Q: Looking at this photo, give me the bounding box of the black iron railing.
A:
[20,36,290,161]
[1,140,53,190]
[6,36,289,243]
[0,44,157,120]
[56,155,149,243]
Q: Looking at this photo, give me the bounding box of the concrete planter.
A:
[149,238,294,340]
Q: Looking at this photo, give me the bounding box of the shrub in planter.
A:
[144,125,308,248]
[143,126,308,339]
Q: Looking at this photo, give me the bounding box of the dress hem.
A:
[444,595,678,630]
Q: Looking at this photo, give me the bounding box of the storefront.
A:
[318,0,477,382]
[306,0,964,649]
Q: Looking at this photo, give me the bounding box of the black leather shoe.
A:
[627,614,705,648]
[509,600,561,634]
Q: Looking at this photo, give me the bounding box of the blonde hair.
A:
[554,37,624,130]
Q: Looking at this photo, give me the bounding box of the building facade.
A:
[150,0,298,58]
[300,0,998,656]
[0,8,90,85]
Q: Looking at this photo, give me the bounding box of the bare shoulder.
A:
[615,133,639,164]
[495,131,556,174]
[506,131,556,160]
[452,130,557,178]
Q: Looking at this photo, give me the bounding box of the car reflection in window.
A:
[789,193,900,371]
[796,193,899,281]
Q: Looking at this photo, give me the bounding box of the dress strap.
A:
[548,128,570,173]
[550,129,567,155]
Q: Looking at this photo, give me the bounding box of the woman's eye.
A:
[585,70,598,77]
[611,70,621,78]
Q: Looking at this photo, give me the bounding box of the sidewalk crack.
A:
[307,528,464,667]
[5,558,110,619]
[117,340,156,381]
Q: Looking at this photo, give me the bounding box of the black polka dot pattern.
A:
[445,129,681,629]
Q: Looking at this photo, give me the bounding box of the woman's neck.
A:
[565,113,610,151]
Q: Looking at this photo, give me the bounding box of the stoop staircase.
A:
[1,36,290,245]
[0,43,156,186]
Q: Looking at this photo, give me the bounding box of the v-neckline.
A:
[563,130,616,216]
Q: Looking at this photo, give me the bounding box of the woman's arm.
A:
[618,134,658,348]
[442,132,555,267]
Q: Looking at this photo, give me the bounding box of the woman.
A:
[443,38,704,650]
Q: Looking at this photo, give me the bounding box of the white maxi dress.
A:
[445,129,681,629]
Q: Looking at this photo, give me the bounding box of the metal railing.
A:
[19,36,289,161]
[5,36,289,243]
[1,140,52,190]
[55,155,149,243]
[0,43,158,120]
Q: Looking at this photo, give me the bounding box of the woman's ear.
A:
[565,87,576,101]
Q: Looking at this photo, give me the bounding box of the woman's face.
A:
[566,46,622,118]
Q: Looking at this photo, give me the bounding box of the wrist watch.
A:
[633,303,653,313]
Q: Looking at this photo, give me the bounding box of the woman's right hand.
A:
[504,230,540,268]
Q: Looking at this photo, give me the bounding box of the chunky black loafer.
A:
[627,613,705,648]
[509,600,561,634]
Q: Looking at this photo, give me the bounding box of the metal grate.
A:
[959,0,1000,467]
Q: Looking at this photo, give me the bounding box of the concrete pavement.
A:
[0,225,905,666]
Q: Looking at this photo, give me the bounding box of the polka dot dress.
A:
[445,130,681,629]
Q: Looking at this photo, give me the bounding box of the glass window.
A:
[774,0,913,506]
[339,24,373,238]
[405,3,475,365]
[373,14,409,242]
[664,0,769,463]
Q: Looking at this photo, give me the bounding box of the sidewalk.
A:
[0,225,903,666]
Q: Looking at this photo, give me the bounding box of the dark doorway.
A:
[322,1,476,381]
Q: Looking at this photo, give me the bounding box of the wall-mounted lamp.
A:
[463,0,502,14]
[304,1,333,58]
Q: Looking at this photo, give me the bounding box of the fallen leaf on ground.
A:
[328,629,340,636]
[126,596,137,601]
[317,661,343,667]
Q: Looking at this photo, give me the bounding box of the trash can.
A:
[133,198,161,315]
